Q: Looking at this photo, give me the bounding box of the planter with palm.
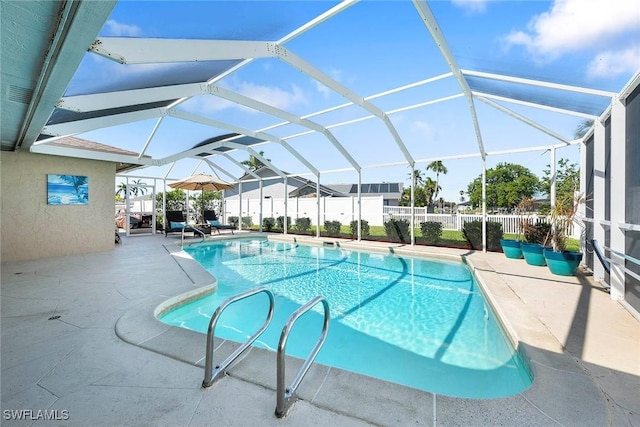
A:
[542,193,585,275]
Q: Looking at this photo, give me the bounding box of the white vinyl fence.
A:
[223,196,570,235]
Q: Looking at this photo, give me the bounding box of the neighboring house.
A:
[224,166,403,205]
[328,183,403,206]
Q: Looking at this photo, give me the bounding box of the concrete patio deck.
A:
[1,232,638,426]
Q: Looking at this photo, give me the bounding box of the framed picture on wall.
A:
[47,174,89,205]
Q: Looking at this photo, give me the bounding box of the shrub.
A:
[276,216,291,231]
[262,217,275,232]
[241,216,253,228]
[462,220,503,251]
[349,220,370,239]
[295,217,312,233]
[384,218,410,243]
[522,220,551,244]
[324,220,342,236]
[228,216,239,227]
[420,221,442,244]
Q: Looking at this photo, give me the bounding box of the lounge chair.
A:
[164,211,197,237]
[203,210,236,234]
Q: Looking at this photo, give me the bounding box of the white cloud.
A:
[504,0,640,62]
[451,0,488,14]
[103,19,141,37]
[235,81,308,111]
[180,80,309,115]
[412,120,436,140]
[587,47,640,80]
[314,67,356,98]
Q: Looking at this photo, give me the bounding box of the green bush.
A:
[324,220,342,236]
[276,216,291,231]
[228,216,239,227]
[349,220,370,239]
[384,218,410,243]
[241,216,253,228]
[295,217,312,233]
[262,217,275,232]
[462,220,503,251]
[420,221,443,244]
[523,220,551,244]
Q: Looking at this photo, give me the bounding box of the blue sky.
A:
[71,0,640,202]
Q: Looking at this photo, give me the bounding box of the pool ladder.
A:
[201,286,330,419]
[181,226,204,248]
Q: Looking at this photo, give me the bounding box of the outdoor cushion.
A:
[207,220,221,226]
[170,221,186,229]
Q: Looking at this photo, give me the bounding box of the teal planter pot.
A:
[520,243,548,266]
[543,249,583,276]
[500,239,523,259]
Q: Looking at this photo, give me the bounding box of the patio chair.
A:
[203,210,236,234]
[164,211,196,237]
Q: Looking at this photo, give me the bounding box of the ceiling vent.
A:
[7,85,34,104]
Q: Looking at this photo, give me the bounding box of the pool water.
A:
[160,238,532,398]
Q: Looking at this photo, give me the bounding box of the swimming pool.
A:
[160,238,532,398]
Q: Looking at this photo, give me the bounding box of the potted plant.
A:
[520,220,551,266]
[542,193,585,276]
[500,197,534,259]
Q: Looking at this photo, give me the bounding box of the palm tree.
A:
[241,151,270,171]
[426,160,448,201]
[130,179,147,197]
[423,177,440,206]
[408,169,424,187]
[574,119,594,139]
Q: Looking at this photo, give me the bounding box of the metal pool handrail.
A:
[181,226,204,248]
[275,296,330,418]
[202,286,275,388]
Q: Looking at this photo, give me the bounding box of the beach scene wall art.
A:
[47,174,89,205]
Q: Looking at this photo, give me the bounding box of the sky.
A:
[68,0,640,203]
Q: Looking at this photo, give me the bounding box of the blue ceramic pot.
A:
[500,239,523,259]
[543,249,583,276]
[520,243,548,266]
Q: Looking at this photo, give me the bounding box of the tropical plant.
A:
[384,218,410,243]
[541,158,579,205]
[462,220,503,251]
[276,216,291,231]
[156,189,187,211]
[241,150,270,171]
[544,192,585,252]
[228,216,239,227]
[324,220,342,236]
[295,217,311,233]
[240,216,252,228]
[408,169,425,187]
[190,190,221,223]
[262,217,275,231]
[426,160,448,202]
[467,162,541,209]
[350,220,370,238]
[420,221,443,244]
[574,119,594,139]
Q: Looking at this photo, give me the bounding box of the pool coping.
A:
[114,234,610,425]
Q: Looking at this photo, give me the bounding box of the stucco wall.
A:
[1,151,115,262]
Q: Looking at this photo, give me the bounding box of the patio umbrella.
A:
[168,173,234,223]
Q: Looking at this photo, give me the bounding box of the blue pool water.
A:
[160,238,532,398]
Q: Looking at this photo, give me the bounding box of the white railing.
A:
[383,206,552,234]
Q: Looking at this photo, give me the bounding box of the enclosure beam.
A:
[592,120,606,282]
[609,96,626,301]
[412,0,486,161]
[482,159,487,253]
